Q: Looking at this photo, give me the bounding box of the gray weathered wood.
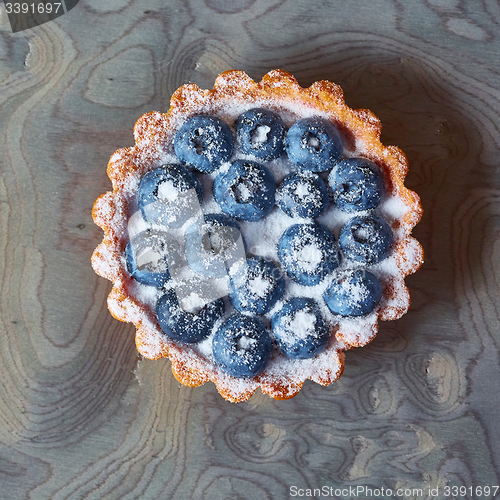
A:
[1,0,499,498]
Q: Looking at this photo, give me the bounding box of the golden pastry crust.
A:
[91,69,423,402]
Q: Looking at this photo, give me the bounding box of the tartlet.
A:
[91,69,423,402]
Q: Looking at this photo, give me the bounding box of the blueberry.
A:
[185,214,246,278]
[236,108,286,161]
[271,297,329,359]
[323,269,382,316]
[329,157,384,212]
[138,165,203,226]
[339,215,393,265]
[278,222,341,286]
[212,314,272,378]
[285,117,343,172]
[125,236,170,288]
[213,159,276,221]
[174,115,234,173]
[156,288,224,344]
[277,171,330,218]
[229,256,284,314]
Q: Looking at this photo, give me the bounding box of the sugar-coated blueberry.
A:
[285,117,343,172]
[156,288,224,344]
[278,222,341,286]
[125,239,170,288]
[138,165,203,225]
[329,157,384,212]
[339,215,393,265]
[229,256,285,314]
[185,214,245,278]
[271,297,329,359]
[323,269,382,316]
[277,171,330,218]
[236,108,286,161]
[174,115,233,173]
[213,159,276,221]
[212,314,272,378]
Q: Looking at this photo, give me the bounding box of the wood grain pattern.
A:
[1,0,499,498]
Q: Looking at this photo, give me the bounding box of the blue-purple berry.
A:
[156,288,224,343]
[212,315,272,378]
[323,269,382,316]
[277,171,330,218]
[236,108,286,161]
[229,256,284,314]
[213,159,276,221]
[138,165,203,225]
[339,215,393,265]
[174,115,233,173]
[272,297,329,359]
[285,117,343,172]
[329,157,384,212]
[278,222,341,286]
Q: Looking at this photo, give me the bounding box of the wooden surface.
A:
[1,0,499,499]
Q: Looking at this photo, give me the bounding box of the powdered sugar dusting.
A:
[92,70,423,401]
[180,292,206,313]
[157,180,179,202]
[248,276,272,297]
[287,309,317,340]
[296,243,323,272]
[251,125,271,147]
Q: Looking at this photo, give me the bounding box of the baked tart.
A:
[91,69,423,402]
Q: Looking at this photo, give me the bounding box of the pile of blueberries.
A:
[126,109,393,378]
